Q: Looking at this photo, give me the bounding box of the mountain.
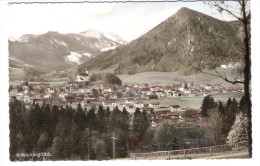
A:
[80,7,244,75]
[9,30,127,76]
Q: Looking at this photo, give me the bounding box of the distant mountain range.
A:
[9,30,127,75]
[80,7,244,75]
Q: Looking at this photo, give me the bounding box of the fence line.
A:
[130,141,248,160]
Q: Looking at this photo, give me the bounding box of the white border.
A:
[1,0,260,166]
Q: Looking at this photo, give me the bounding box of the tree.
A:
[206,0,252,157]
[91,131,107,160]
[75,104,87,131]
[110,106,121,130]
[154,126,176,150]
[9,85,13,92]
[202,109,224,145]
[190,81,194,87]
[184,82,188,89]
[129,135,140,152]
[227,112,248,143]
[90,73,98,82]
[239,96,247,114]
[222,108,236,136]
[103,73,122,85]
[92,88,99,99]
[86,108,97,130]
[97,105,107,133]
[120,107,130,131]
[201,95,216,117]
[133,108,150,141]
[218,101,225,116]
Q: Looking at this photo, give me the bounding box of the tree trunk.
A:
[241,0,252,158]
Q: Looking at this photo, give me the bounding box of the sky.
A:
[7,1,237,42]
[1,1,260,166]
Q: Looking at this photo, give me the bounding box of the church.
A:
[76,68,90,82]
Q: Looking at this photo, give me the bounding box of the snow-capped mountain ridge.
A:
[9,30,127,73]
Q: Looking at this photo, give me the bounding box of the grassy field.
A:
[149,92,243,109]
[47,81,68,87]
[117,68,242,87]
[9,67,27,80]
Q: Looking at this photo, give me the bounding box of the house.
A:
[204,83,212,90]
[102,100,117,107]
[143,83,149,87]
[134,100,145,108]
[84,97,95,103]
[154,90,165,98]
[59,93,67,101]
[140,107,154,113]
[149,102,160,109]
[126,97,135,104]
[167,112,179,119]
[10,89,18,95]
[133,87,139,92]
[68,81,80,88]
[170,105,181,112]
[232,87,240,92]
[46,87,55,94]
[179,87,184,92]
[23,95,30,104]
[23,86,29,90]
[81,100,89,107]
[30,97,42,105]
[123,103,134,110]
[147,94,158,99]
[141,88,150,92]
[152,118,165,128]
[43,94,51,100]
[179,110,201,123]
[156,110,171,117]
[76,69,90,82]
[104,88,112,93]
[184,89,191,95]
[110,94,118,99]
[65,95,76,103]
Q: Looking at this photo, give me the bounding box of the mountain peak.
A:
[80,29,102,39]
[173,7,201,19]
[82,7,243,75]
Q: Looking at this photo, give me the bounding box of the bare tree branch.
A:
[213,69,244,84]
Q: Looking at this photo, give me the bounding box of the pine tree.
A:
[133,108,150,141]
[184,82,188,89]
[218,101,225,116]
[97,105,107,133]
[227,112,248,143]
[222,98,237,136]
[239,96,247,115]
[226,97,232,109]
[75,104,87,131]
[201,95,216,117]
[86,108,97,131]
[133,107,142,135]
[120,107,130,131]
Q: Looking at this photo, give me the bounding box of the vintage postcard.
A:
[1,0,259,164]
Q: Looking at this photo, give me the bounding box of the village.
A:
[9,68,244,129]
